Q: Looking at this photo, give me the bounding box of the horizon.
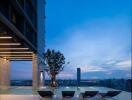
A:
[11,0,131,80]
[11,78,132,81]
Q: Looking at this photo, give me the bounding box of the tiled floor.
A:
[0,95,106,100]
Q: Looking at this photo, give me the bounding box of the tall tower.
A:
[77,68,81,86]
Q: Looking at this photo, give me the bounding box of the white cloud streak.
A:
[115,59,131,70]
[47,16,131,79]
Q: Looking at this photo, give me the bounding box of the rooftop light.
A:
[3,57,7,62]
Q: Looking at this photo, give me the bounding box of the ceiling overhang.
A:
[0,27,33,61]
[0,8,38,61]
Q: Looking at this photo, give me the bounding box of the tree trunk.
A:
[50,72,57,87]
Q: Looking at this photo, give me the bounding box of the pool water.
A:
[0,86,124,95]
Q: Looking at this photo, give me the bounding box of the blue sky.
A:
[11,0,131,80]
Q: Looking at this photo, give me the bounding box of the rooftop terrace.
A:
[0,86,131,100]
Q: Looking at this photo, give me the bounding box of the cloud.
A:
[50,16,131,79]
[80,65,106,73]
[45,71,76,79]
[58,72,75,79]
[115,59,131,70]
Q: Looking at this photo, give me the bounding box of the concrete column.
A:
[32,53,39,88]
[0,58,10,90]
[38,61,45,87]
[37,0,45,86]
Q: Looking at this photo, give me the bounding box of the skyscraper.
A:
[77,68,81,86]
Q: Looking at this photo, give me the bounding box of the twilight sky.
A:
[11,0,131,80]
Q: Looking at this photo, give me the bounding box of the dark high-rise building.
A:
[0,0,45,89]
[77,68,81,86]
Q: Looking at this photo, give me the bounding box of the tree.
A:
[44,49,65,87]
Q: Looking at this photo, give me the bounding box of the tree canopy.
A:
[44,49,65,75]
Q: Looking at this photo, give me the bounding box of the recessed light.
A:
[0,55,32,57]
[0,52,33,53]
[0,48,29,50]
[0,43,21,45]
[0,36,12,39]
[5,57,32,58]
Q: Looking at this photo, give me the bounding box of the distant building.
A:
[0,0,45,89]
[77,68,81,86]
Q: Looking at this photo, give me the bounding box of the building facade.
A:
[0,0,45,89]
